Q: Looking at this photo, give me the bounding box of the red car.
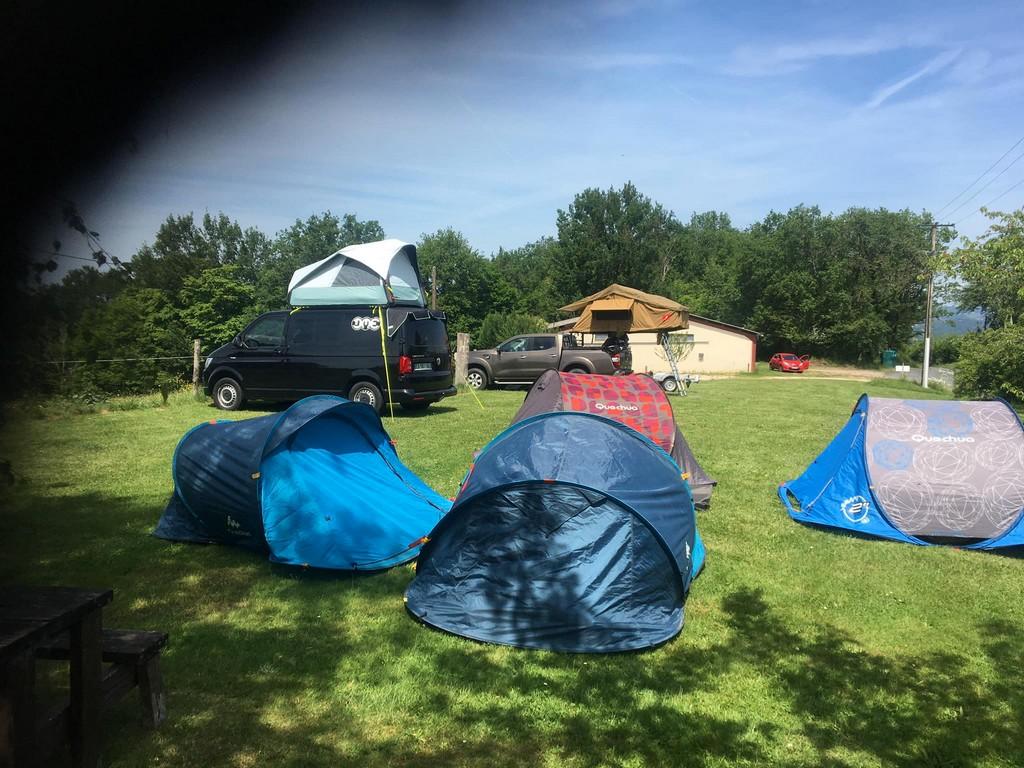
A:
[769,353,810,373]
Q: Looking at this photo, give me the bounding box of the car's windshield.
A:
[781,354,798,360]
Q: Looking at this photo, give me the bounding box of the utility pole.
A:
[431,265,437,310]
[922,222,955,389]
[192,339,202,397]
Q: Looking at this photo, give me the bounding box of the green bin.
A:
[881,349,897,368]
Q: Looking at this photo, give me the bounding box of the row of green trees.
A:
[941,207,1024,401]
[19,183,1023,401]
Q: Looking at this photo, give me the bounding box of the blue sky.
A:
[40,0,1024,273]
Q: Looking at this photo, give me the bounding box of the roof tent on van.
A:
[405,412,700,652]
[780,396,1024,548]
[288,239,425,307]
[154,395,450,570]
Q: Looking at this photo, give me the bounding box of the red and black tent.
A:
[513,370,716,508]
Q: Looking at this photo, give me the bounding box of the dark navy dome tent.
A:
[155,395,450,570]
[405,412,701,653]
[780,396,1024,549]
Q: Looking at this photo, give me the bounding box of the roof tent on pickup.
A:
[560,283,688,333]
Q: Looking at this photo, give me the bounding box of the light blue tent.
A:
[155,395,450,570]
[406,412,703,653]
[780,396,1024,548]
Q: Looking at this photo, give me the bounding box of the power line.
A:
[44,356,194,364]
[39,250,101,263]
[943,148,1024,219]
[954,177,1024,227]
[16,239,127,272]
[935,133,1024,217]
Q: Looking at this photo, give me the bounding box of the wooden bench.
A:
[35,629,168,730]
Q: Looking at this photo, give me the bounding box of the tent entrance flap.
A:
[260,412,445,569]
[591,298,635,311]
[406,483,685,653]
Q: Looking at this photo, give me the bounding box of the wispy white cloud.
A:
[727,30,933,76]
[501,51,692,71]
[947,48,991,84]
[591,0,683,19]
[863,48,960,109]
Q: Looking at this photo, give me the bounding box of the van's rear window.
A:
[406,319,449,349]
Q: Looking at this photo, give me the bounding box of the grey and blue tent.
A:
[155,395,450,570]
[405,412,702,653]
[780,396,1024,548]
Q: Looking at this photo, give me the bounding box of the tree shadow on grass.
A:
[397,586,1024,768]
[720,589,1021,767]
[5,486,1024,767]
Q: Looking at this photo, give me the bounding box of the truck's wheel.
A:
[661,377,678,393]
[213,377,244,411]
[348,381,384,413]
[565,366,588,375]
[466,368,487,390]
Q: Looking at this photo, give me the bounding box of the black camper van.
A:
[203,306,455,412]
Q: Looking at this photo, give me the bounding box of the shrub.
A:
[474,312,548,350]
[954,326,1024,402]
[155,372,182,405]
[901,334,964,366]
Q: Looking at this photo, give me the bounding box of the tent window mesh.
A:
[332,260,381,288]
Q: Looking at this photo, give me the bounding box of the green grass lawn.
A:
[1,379,1021,767]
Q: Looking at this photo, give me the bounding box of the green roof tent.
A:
[287,239,425,307]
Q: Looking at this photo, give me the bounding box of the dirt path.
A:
[700,364,887,383]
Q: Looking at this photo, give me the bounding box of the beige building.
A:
[550,314,759,374]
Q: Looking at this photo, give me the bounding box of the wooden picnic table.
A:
[0,586,113,768]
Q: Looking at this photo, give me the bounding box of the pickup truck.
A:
[466,333,631,389]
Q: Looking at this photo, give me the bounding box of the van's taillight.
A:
[611,353,621,369]
[398,355,413,375]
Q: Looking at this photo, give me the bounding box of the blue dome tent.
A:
[155,395,450,570]
[405,412,701,653]
[779,396,1024,548]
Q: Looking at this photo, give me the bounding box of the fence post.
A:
[455,333,469,388]
[192,339,201,397]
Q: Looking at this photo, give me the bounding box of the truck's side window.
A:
[499,337,528,353]
[562,334,579,349]
[242,316,285,348]
[528,336,556,351]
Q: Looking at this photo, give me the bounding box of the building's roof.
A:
[688,314,760,339]
[549,313,759,338]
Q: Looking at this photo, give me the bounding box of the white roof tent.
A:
[287,239,425,307]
